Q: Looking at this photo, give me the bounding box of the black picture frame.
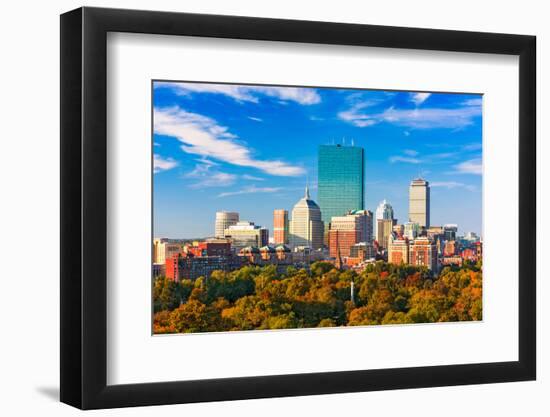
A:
[60,6,536,410]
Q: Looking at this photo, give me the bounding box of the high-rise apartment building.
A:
[215,211,239,238]
[224,221,268,250]
[409,178,430,227]
[318,144,364,235]
[273,209,289,244]
[289,186,324,250]
[409,236,437,270]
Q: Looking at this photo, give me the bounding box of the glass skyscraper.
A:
[317,144,364,234]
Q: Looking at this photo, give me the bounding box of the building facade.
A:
[166,253,241,281]
[328,210,373,258]
[409,178,430,227]
[273,209,289,244]
[403,221,420,240]
[153,238,182,265]
[317,144,364,236]
[388,236,409,265]
[376,218,394,250]
[409,236,437,270]
[289,186,324,250]
[224,221,268,250]
[215,211,239,238]
[375,199,394,239]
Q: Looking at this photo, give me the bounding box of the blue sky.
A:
[153,81,482,239]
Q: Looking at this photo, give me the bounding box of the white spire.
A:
[305,184,310,199]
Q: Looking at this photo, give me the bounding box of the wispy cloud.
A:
[431,181,477,192]
[380,105,481,129]
[389,155,421,164]
[218,186,282,198]
[184,160,237,187]
[410,92,431,105]
[248,116,263,122]
[153,154,178,173]
[462,142,482,151]
[154,106,305,176]
[155,82,321,105]
[453,159,482,175]
[241,174,264,181]
[338,105,377,127]
[338,99,481,129]
[389,150,459,165]
[463,98,483,107]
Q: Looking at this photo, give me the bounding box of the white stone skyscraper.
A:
[289,186,324,250]
[409,178,430,228]
[215,211,239,238]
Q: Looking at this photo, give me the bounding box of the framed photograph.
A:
[60,6,536,409]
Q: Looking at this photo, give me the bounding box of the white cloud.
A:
[389,155,421,164]
[339,100,481,129]
[153,154,178,173]
[410,92,431,105]
[154,106,305,176]
[380,106,481,129]
[464,98,483,107]
[241,174,264,181]
[337,105,377,127]
[247,116,263,122]
[462,142,482,151]
[155,82,321,105]
[454,159,482,175]
[431,181,476,191]
[184,161,237,188]
[218,186,282,198]
[403,149,419,156]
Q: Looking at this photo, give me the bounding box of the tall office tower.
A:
[273,209,289,244]
[409,236,438,271]
[375,199,394,238]
[318,144,364,237]
[388,235,409,265]
[328,210,372,258]
[224,221,268,250]
[376,218,395,250]
[409,178,430,227]
[289,186,324,250]
[215,211,239,238]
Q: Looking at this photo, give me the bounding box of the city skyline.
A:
[153,81,482,238]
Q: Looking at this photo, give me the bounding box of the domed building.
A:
[289,186,324,250]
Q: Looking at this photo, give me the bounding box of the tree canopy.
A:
[153,260,482,334]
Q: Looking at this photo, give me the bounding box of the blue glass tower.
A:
[317,144,364,233]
